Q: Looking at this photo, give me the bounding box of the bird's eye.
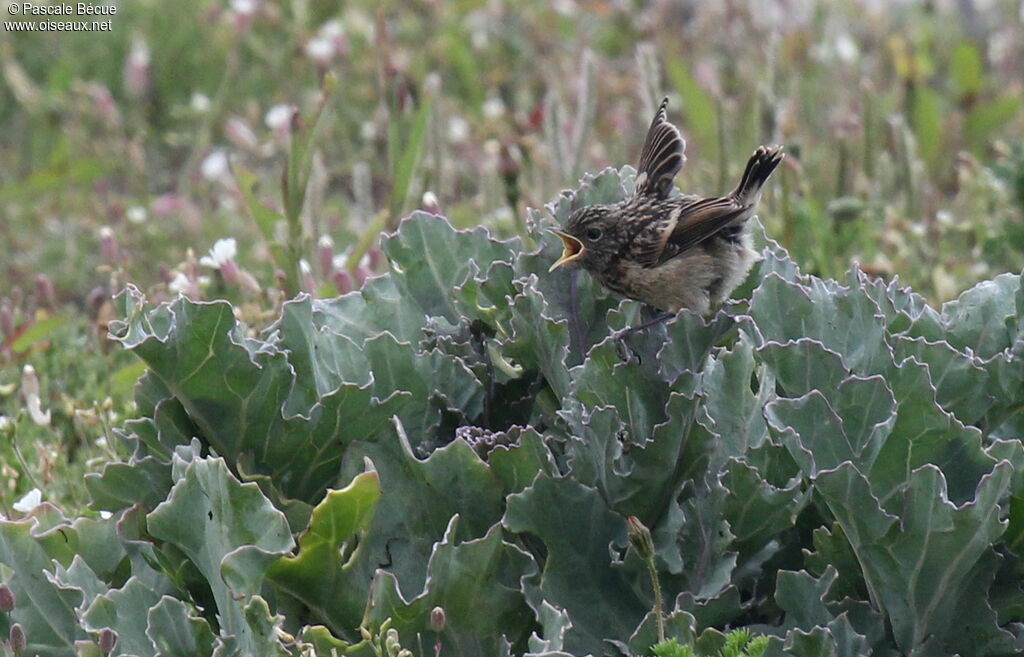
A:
[585,228,602,241]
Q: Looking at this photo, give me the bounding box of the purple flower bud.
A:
[367,247,385,272]
[124,37,150,99]
[1,299,14,340]
[0,583,14,611]
[354,265,372,287]
[332,269,354,294]
[219,258,243,288]
[429,606,446,632]
[35,274,56,310]
[318,235,335,276]
[98,226,118,266]
[9,623,26,653]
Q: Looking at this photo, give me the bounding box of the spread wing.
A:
[633,196,748,268]
[634,97,686,200]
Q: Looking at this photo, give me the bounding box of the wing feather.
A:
[634,197,747,267]
[634,97,686,199]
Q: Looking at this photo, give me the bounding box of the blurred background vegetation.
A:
[1,0,1023,513]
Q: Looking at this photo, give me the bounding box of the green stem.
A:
[645,553,665,644]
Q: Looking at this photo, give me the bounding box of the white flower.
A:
[447,116,469,143]
[230,0,257,16]
[265,104,293,131]
[199,238,238,268]
[834,34,859,63]
[99,510,112,520]
[0,415,10,432]
[299,258,312,275]
[305,37,335,63]
[482,96,506,119]
[126,205,148,224]
[191,92,211,113]
[13,488,42,513]
[320,19,344,40]
[200,150,230,182]
[168,272,192,295]
[128,38,150,69]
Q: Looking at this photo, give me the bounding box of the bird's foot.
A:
[611,311,673,364]
[612,328,642,364]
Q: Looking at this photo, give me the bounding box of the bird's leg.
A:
[612,307,674,363]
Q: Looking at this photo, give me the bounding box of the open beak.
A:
[548,230,586,272]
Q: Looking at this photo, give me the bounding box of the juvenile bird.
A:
[549,98,783,316]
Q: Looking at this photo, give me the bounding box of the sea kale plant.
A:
[2,165,1024,657]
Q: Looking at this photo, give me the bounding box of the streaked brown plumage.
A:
[550,98,784,314]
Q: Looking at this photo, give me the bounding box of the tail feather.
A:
[732,145,784,205]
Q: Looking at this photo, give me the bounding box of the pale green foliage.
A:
[2,168,1024,656]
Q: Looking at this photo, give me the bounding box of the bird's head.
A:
[549,204,620,273]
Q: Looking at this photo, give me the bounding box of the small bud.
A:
[429,606,446,632]
[421,191,441,215]
[385,628,401,657]
[98,226,118,266]
[318,235,335,276]
[9,622,26,653]
[354,266,373,287]
[99,628,117,653]
[0,583,15,611]
[225,117,259,152]
[219,258,243,288]
[332,269,354,295]
[367,247,385,272]
[1,298,14,339]
[299,259,316,294]
[627,516,654,561]
[124,37,150,99]
[359,626,372,641]
[35,274,56,310]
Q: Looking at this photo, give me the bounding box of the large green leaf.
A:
[504,474,644,655]
[814,461,1011,654]
[364,518,536,657]
[146,455,294,652]
[267,470,381,634]
[110,288,407,502]
[382,213,519,323]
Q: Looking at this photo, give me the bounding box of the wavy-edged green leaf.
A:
[383,213,518,322]
[337,421,506,624]
[814,461,1011,654]
[749,274,890,376]
[267,470,380,634]
[147,456,294,651]
[0,518,84,656]
[144,596,219,657]
[81,577,162,657]
[364,517,536,657]
[504,474,643,655]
